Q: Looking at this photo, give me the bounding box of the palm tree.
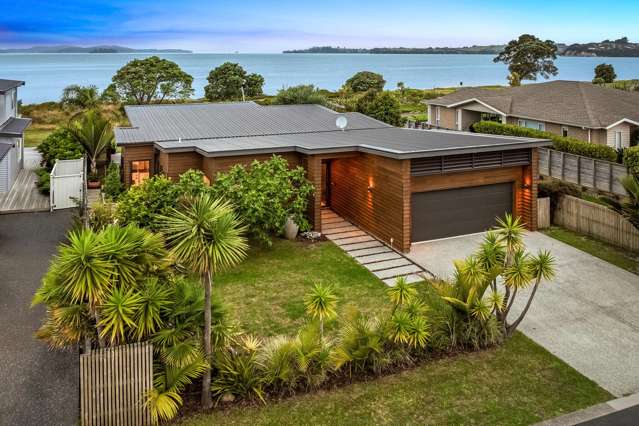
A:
[159,194,248,410]
[304,283,338,341]
[66,110,114,175]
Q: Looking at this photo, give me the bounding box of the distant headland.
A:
[284,37,639,57]
[0,45,192,54]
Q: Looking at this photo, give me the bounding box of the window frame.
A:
[615,131,623,149]
[561,127,568,137]
[130,159,151,186]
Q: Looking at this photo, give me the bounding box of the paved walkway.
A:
[0,211,78,425]
[408,231,639,397]
[321,209,433,286]
[0,148,49,213]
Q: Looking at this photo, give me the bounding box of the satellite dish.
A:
[336,115,348,130]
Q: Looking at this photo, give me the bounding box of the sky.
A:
[2,0,639,53]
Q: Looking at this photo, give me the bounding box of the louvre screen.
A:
[411,149,531,176]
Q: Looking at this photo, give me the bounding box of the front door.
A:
[321,160,332,207]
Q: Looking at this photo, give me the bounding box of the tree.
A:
[273,85,327,105]
[100,83,121,104]
[435,214,556,340]
[159,194,248,410]
[494,34,558,82]
[204,62,264,101]
[593,63,616,83]
[112,56,194,104]
[344,71,386,92]
[304,283,338,340]
[507,71,521,87]
[61,84,100,109]
[356,90,402,126]
[65,110,114,175]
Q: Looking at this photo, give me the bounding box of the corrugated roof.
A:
[0,117,31,136]
[428,81,639,128]
[0,79,24,93]
[156,127,550,159]
[116,102,390,144]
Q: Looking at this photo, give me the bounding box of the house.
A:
[115,102,550,252]
[0,79,31,193]
[426,80,639,149]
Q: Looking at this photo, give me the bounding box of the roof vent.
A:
[336,115,348,131]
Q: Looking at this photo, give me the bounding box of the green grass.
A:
[543,226,639,274]
[214,239,389,336]
[24,127,53,147]
[179,333,611,426]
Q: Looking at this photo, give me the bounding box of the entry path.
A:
[408,231,639,397]
[321,209,433,286]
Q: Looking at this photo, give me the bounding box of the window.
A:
[537,122,545,131]
[130,160,150,185]
[435,107,441,126]
[517,119,544,131]
[615,131,623,149]
[518,119,525,127]
[562,127,568,137]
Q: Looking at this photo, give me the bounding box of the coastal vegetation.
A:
[204,62,264,101]
[493,34,559,83]
[593,63,617,83]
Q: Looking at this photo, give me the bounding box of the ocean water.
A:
[2,53,639,104]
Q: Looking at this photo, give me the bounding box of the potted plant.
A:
[284,216,299,240]
[87,171,101,189]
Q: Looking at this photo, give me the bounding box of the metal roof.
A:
[0,117,31,136]
[0,139,14,160]
[427,80,639,129]
[156,127,551,160]
[0,79,25,93]
[116,102,390,144]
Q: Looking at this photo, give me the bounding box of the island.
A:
[0,45,192,54]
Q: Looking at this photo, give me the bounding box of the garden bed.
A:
[177,333,611,426]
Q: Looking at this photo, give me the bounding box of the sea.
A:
[2,53,639,104]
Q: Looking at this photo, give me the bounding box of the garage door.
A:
[411,182,513,242]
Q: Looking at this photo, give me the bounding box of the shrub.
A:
[273,85,327,105]
[174,169,209,197]
[89,201,118,231]
[116,175,180,230]
[624,146,639,174]
[37,127,84,170]
[471,121,617,162]
[102,163,123,200]
[211,336,266,403]
[35,168,50,195]
[210,156,314,245]
[343,71,386,93]
[356,90,402,126]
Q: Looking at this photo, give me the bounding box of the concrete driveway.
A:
[408,231,639,397]
[0,211,78,425]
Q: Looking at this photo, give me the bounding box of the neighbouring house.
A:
[426,80,639,149]
[0,79,30,193]
[115,102,549,252]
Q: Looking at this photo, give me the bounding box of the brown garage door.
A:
[411,182,513,242]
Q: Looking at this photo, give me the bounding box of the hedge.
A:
[623,146,639,175]
[471,121,618,162]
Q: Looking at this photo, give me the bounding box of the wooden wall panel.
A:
[121,144,154,187]
[330,153,410,252]
[161,152,202,180]
[201,152,301,182]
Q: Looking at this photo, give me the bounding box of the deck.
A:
[0,148,50,213]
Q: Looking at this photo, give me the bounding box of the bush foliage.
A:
[37,127,84,170]
[344,71,386,93]
[471,121,618,162]
[204,62,264,101]
[356,90,402,126]
[210,155,315,245]
[273,85,327,105]
[102,163,123,200]
[623,146,639,175]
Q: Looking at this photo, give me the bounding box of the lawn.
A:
[214,239,389,336]
[179,333,611,426]
[24,127,53,147]
[543,226,639,274]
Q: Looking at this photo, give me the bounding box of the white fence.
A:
[50,157,85,210]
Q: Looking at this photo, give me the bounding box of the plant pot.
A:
[284,217,299,240]
[87,180,101,189]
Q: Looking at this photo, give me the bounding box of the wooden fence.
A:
[537,197,550,229]
[554,195,639,252]
[538,148,628,196]
[80,342,153,426]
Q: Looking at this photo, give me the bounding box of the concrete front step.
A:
[348,246,393,258]
[373,265,423,280]
[341,240,383,251]
[324,226,359,236]
[383,274,425,286]
[356,251,403,265]
[334,235,376,246]
[326,230,368,241]
[366,258,413,272]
